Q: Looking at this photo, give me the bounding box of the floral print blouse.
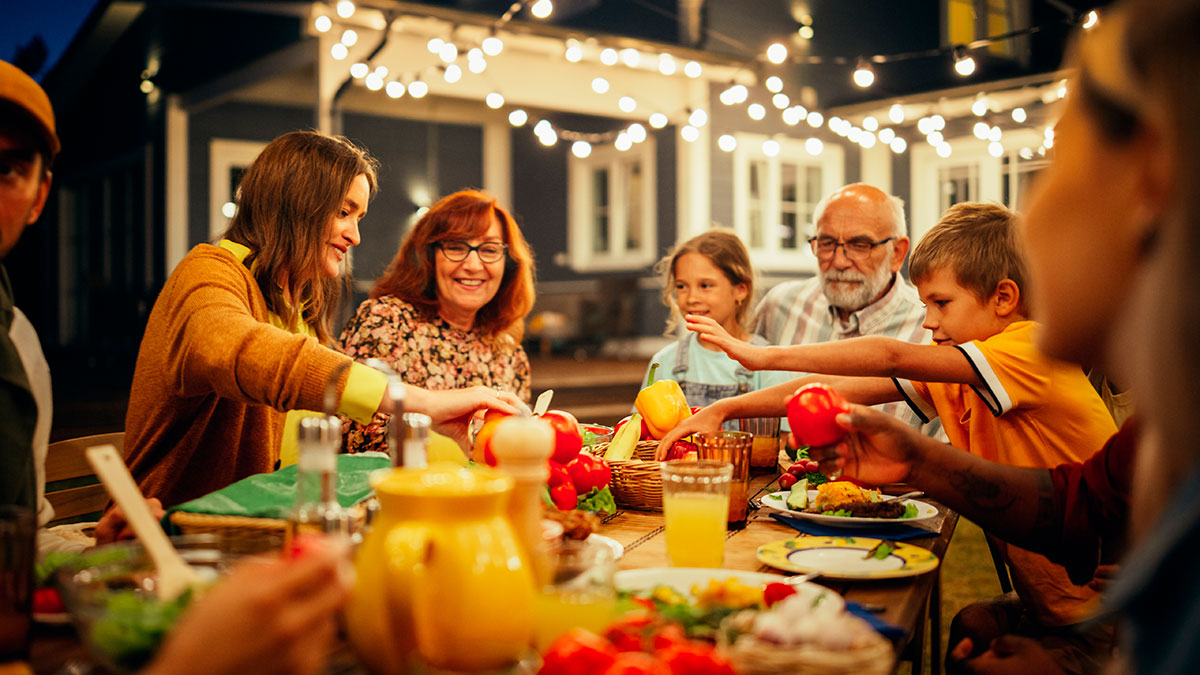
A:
[337,295,531,454]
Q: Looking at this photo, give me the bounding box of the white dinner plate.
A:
[760,490,938,528]
[614,567,844,613]
[589,533,624,561]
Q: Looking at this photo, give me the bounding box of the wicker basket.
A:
[588,441,664,511]
[170,501,372,555]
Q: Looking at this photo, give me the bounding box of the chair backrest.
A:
[45,432,123,524]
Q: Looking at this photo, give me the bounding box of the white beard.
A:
[821,263,894,312]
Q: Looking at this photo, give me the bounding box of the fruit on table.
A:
[33,587,65,614]
[786,383,850,448]
[539,628,618,675]
[565,453,611,494]
[614,414,652,441]
[786,478,809,510]
[762,582,798,608]
[664,440,697,462]
[549,481,578,510]
[474,409,512,466]
[605,412,642,461]
[634,363,692,440]
[778,472,797,490]
[547,461,572,488]
[542,410,584,465]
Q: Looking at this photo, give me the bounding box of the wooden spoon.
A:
[86,445,202,601]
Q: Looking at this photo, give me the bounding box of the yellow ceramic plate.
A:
[757,536,940,579]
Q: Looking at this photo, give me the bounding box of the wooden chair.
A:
[44,432,122,525]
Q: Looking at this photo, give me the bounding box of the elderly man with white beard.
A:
[751,183,936,432]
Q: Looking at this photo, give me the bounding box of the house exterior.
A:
[21,0,1093,377]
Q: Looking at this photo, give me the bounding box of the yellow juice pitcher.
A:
[344,465,536,673]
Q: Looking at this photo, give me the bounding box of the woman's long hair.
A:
[221,131,378,344]
[371,189,536,344]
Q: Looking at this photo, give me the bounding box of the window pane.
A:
[625,162,643,251]
[593,168,609,253]
[779,210,797,251]
[780,163,797,204]
[938,165,978,212]
[748,161,765,248]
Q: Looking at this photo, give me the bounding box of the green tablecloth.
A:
[164,453,391,530]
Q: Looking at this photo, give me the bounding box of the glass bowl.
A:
[54,535,232,674]
[579,423,614,448]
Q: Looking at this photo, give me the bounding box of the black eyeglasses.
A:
[436,240,509,264]
[808,236,895,261]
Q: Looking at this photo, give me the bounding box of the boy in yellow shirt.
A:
[674,202,1117,664]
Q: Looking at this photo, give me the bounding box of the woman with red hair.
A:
[338,189,536,454]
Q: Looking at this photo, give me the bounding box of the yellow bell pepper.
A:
[634,363,691,439]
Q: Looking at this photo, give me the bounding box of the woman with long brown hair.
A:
[338,189,536,454]
[123,132,519,506]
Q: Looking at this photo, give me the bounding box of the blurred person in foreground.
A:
[810,2,1199,672]
[337,189,535,457]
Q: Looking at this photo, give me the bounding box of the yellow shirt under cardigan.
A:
[123,242,385,507]
[895,321,1117,626]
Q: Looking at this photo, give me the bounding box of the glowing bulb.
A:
[314,16,332,32]
[572,141,592,158]
[468,57,487,74]
[342,29,358,46]
[530,0,553,19]
[482,36,504,56]
[620,48,640,67]
[890,137,907,153]
[350,62,368,79]
[628,123,647,143]
[408,80,428,98]
[1011,107,1027,123]
[591,77,610,94]
[508,109,527,126]
[427,38,445,54]
[805,137,823,156]
[374,66,388,78]
[648,112,668,129]
[748,103,766,120]
[860,132,876,149]
[615,132,632,151]
[974,122,990,140]
[762,139,781,156]
[600,48,618,66]
[365,73,383,91]
[888,103,904,124]
[936,142,952,158]
[954,53,976,77]
[848,127,862,143]
[862,116,878,131]
[878,128,895,144]
[467,48,483,62]
[765,76,783,93]
[806,111,823,128]
[717,134,736,152]
[988,126,1002,142]
[539,132,557,147]
[1083,10,1099,30]
[853,61,875,88]
[972,97,988,116]
[386,81,405,98]
[534,120,552,136]
[688,109,707,127]
[927,131,943,145]
[336,0,355,19]
[798,25,814,39]
[564,40,583,62]
[439,42,458,63]
[917,117,934,135]
[443,64,462,83]
[1019,147,1034,160]
[658,53,676,75]
[684,61,702,78]
[221,201,236,219]
[782,107,803,125]
[772,93,790,109]
[618,96,637,113]
[331,43,348,60]
[988,141,1004,158]
[680,125,700,142]
[931,115,945,131]
[486,92,504,109]
[1057,82,1068,99]
[766,43,788,64]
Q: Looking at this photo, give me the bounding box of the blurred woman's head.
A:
[655,229,755,337]
[223,130,378,343]
[372,189,535,343]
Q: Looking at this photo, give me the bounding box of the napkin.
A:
[164,453,391,530]
[844,601,907,640]
[769,512,936,540]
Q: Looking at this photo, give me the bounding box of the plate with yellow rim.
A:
[757,536,940,580]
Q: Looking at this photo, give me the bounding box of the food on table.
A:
[549,481,579,510]
[581,423,615,447]
[619,577,767,640]
[605,412,642,460]
[566,453,612,495]
[785,383,850,448]
[785,479,809,510]
[484,414,616,513]
[538,627,618,675]
[539,613,735,675]
[543,507,600,541]
[809,482,907,519]
[473,408,512,466]
[665,439,698,462]
[634,363,692,439]
[778,472,798,489]
[614,414,653,441]
[543,410,584,465]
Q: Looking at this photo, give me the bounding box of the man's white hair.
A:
[811,187,907,238]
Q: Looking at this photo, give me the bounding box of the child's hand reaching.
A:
[685,314,770,370]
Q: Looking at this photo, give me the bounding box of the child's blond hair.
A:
[654,229,756,336]
[909,202,1030,314]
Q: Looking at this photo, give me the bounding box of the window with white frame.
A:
[732,133,844,272]
[209,139,266,240]
[567,138,657,271]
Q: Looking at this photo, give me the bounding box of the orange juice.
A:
[663,492,729,567]
[533,587,617,650]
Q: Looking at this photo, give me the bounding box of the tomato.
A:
[474,409,512,466]
[604,612,655,652]
[786,384,850,448]
[664,440,697,462]
[601,652,669,675]
[778,472,798,489]
[615,414,652,441]
[786,462,807,477]
[542,410,584,465]
[566,453,611,493]
[539,628,618,675]
[32,587,65,614]
[648,623,688,652]
[658,642,736,675]
[763,582,798,608]
[547,461,572,488]
[549,481,578,510]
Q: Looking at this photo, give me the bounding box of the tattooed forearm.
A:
[948,467,1018,513]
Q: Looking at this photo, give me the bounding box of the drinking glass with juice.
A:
[532,537,617,651]
[661,460,733,568]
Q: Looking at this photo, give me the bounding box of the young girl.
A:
[644,230,789,419]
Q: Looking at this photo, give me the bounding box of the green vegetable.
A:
[822,509,853,518]
[872,543,895,560]
[576,486,617,515]
[91,587,195,671]
[901,503,918,519]
[36,547,135,587]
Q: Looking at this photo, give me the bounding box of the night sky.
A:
[2,0,100,80]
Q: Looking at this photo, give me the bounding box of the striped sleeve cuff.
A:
[339,362,387,424]
[893,377,937,424]
[956,343,1011,417]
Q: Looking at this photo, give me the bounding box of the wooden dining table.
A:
[27,471,957,675]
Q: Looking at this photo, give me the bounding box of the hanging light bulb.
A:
[443,64,462,83]
[314,15,332,32]
[572,141,592,158]
[717,134,736,152]
[591,77,610,94]
[331,43,349,60]
[530,0,553,19]
[439,42,458,63]
[615,132,633,151]
[953,47,976,77]
[350,62,369,79]
[564,40,583,62]
[988,141,1004,158]
[336,0,355,18]
[848,127,863,143]
[927,131,943,145]
[408,80,429,98]
[973,121,990,140]
[1019,147,1034,160]
[688,108,708,127]
[853,60,875,88]
[658,53,677,75]
[972,96,989,116]
[799,25,814,39]
[782,107,803,126]
[648,112,668,129]
[878,128,895,144]
[365,73,384,91]
[1011,107,1027,123]
[860,132,877,149]
[890,137,907,154]
[806,111,823,128]
[620,48,640,67]
[862,116,878,131]
[762,139,781,156]
[508,109,528,126]
[486,92,505,109]
[1082,10,1099,30]
[805,137,823,156]
[765,76,783,93]
[772,93,790,109]
[482,36,504,56]
[748,103,766,120]
[628,123,647,143]
[600,48,618,65]
[539,132,558,147]
[766,43,788,64]
[342,29,358,46]
[534,120,552,136]
[916,117,934,135]
[374,65,389,78]
[888,103,904,124]
[988,126,1002,142]
[427,38,445,54]
[936,142,952,158]
[386,81,405,98]
[468,57,487,74]
[618,96,637,113]
[931,114,946,131]
[681,125,700,142]
[684,61,702,78]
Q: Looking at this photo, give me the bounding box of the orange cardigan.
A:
[124,244,354,506]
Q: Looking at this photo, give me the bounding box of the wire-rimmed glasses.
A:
[807,235,894,261]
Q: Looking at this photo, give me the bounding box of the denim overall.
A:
[672,334,769,432]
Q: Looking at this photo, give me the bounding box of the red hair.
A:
[371,190,536,343]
